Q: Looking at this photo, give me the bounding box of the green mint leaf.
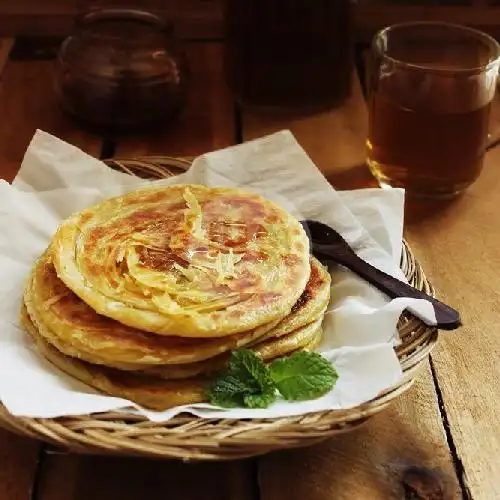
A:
[244,389,277,409]
[206,349,277,409]
[206,372,248,408]
[209,392,242,409]
[228,349,273,394]
[269,351,338,401]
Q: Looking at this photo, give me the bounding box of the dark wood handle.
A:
[315,249,461,331]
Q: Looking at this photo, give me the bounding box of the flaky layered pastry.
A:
[20,183,332,410]
[51,184,311,338]
[21,305,323,411]
[21,306,208,410]
[25,251,280,367]
[247,257,331,344]
[124,317,324,380]
[25,251,329,370]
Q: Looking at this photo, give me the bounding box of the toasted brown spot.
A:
[85,261,105,279]
[79,212,93,225]
[291,289,312,314]
[267,214,280,224]
[65,300,114,326]
[144,191,166,203]
[166,201,187,212]
[126,208,164,223]
[283,254,302,267]
[241,251,267,263]
[230,279,256,291]
[226,197,267,217]
[108,277,119,288]
[290,261,321,314]
[87,226,107,240]
[257,292,282,306]
[138,247,189,271]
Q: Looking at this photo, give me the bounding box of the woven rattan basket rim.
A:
[0,156,439,461]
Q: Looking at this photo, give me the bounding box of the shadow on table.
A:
[325,162,378,191]
[404,197,464,226]
[325,162,464,228]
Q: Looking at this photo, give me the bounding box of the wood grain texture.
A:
[405,118,500,499]
[0,0,223,39]
[258,366,461,500]
[0,432,40,500]
[114,42,235,158]
[37,453,255,500]
[3,1,500,41]
[242,74,368,180]
[0,38,42,500]
[0,59,102,181]
[243,71,462,500]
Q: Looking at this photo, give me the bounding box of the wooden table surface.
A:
[0,37,498,500]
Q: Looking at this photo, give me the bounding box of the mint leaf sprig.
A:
[206,349,338,409]
[207,349,276,409]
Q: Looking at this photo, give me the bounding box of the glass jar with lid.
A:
[55,7,189,132]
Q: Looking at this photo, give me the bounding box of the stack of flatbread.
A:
[21,184,331,410]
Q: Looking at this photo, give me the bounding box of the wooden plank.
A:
[0,432,40,500]
[405,108,500,499]
[243,75,462,499]
[258,367,462,500]
[426,5,500,24]
[355,5,429,44]
[115,42,235,158]
[0,59,102,182]
[3,2,500,42]
[37,453,256,500]
[0,0,222,39]
[0,1,76,38]
[242,75,372,187]
[0,0,75,13]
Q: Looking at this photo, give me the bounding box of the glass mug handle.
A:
[487,132,500,151]
[486,75,500,151]
[486,76,500,151]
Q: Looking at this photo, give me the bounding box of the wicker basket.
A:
[0,157,438,461]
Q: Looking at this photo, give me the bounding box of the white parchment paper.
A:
[0,129,436,422]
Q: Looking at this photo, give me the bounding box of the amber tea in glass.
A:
[367,23,500,198]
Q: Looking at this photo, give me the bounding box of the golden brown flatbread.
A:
[51,184,310,337]
[25,251,279,367]
[21,306,323,411]
[20,306,207,411]
[139,317,324,379]
[26,251,328,369]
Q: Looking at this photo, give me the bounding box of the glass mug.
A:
[367,22,500,199]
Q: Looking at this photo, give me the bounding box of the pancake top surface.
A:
[52,184,310,337]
